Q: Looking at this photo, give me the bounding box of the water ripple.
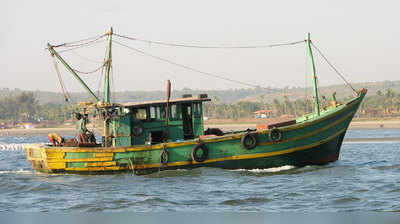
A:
[1,130,400,212]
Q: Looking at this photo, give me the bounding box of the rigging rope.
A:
[110,61,115,102]
[68,50,105,64]
[310,42,357,93]
[304,44,309,101]
[114,33,305,49]
[113,40,266,89]
[97,44,108,97]
[57,39,106,53]
[72,63,106,75]
[52,34,107,48]
[50,55,71,102]
[54,50,107,75]
[48,31,356,98]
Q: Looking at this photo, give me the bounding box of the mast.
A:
[47,44,100,103]
[306,33,320,116]
[103,27,113,147]
[104,27,113,103]
[165,80,171,142]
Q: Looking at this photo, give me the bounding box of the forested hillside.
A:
[0,80,399,126]
[1,80,399,105]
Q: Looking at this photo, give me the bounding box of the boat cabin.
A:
[108,94,210,147]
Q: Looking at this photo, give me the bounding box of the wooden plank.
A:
[50,157,114,163]
[46,152,65,159]
[93,152,114,158]
[65,166,127,172]
[48,162,66,169]
[86,161,116,167]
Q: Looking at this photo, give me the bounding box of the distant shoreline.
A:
[0,120,399,137]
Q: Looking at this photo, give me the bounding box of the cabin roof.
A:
[120,96,211,108]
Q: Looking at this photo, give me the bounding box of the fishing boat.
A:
[25,28,367,175]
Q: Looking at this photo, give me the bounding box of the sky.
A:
[1,0,399,93]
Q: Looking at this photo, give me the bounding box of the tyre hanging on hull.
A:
[191,143,209,162]
[269,127,282,142]
[241,133,257,150]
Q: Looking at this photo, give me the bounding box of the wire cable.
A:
[114,33,305,49]
[68,50,105,64]
[72,63,105,75]
[113,40,269,89]
[97,45,108,97]
[52,34,107,48]
[50,55,71,102]
[57,39,106,53]
[310,42,357,93]
[55,51,106,75]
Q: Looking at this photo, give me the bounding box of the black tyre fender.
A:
[269,127,282,142]
[191,143,209,162]
[241,133,258,150]
[160,149,169,165]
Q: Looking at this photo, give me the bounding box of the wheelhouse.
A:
[108,94,210,147]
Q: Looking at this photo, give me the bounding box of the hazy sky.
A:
[1,0,399,93]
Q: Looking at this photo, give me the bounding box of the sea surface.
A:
[0,129,399,212]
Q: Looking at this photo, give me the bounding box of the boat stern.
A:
[25,144,51,173]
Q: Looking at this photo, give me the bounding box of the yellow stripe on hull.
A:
[48,162,66,169]
[86,161,116,167]
[65,166,127,172]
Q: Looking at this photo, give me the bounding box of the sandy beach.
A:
[1,120,399,137]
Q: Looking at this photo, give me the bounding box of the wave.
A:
[233,165,295,173]
[0,169,33,174]
[0,143,44,151]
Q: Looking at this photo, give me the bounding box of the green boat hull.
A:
[25,91,366,175]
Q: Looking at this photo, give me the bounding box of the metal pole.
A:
[165,80,171,142]
[103,27,113,147]
[104,27,113,103]
[47,43,100,102]
[306,33,320,116]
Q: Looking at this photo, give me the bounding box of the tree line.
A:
[0,92,72,125]
[0,89,399,125]
[203,96,315,119]
[204,88,400,119]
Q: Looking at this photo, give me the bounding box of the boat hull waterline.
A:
[25,91,365,175]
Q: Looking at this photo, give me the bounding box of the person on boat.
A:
[75,113,97,144]
[75,113,89,143]
[48,133,64,146]
[329,91,338,108]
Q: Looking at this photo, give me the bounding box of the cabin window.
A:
[133,108,147,120]
[150,106,156,119]
[170,104,179,120]
[186,105,192,116]
[160,106,166,119]
[194,103,201,117]
[150,105,166,120]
